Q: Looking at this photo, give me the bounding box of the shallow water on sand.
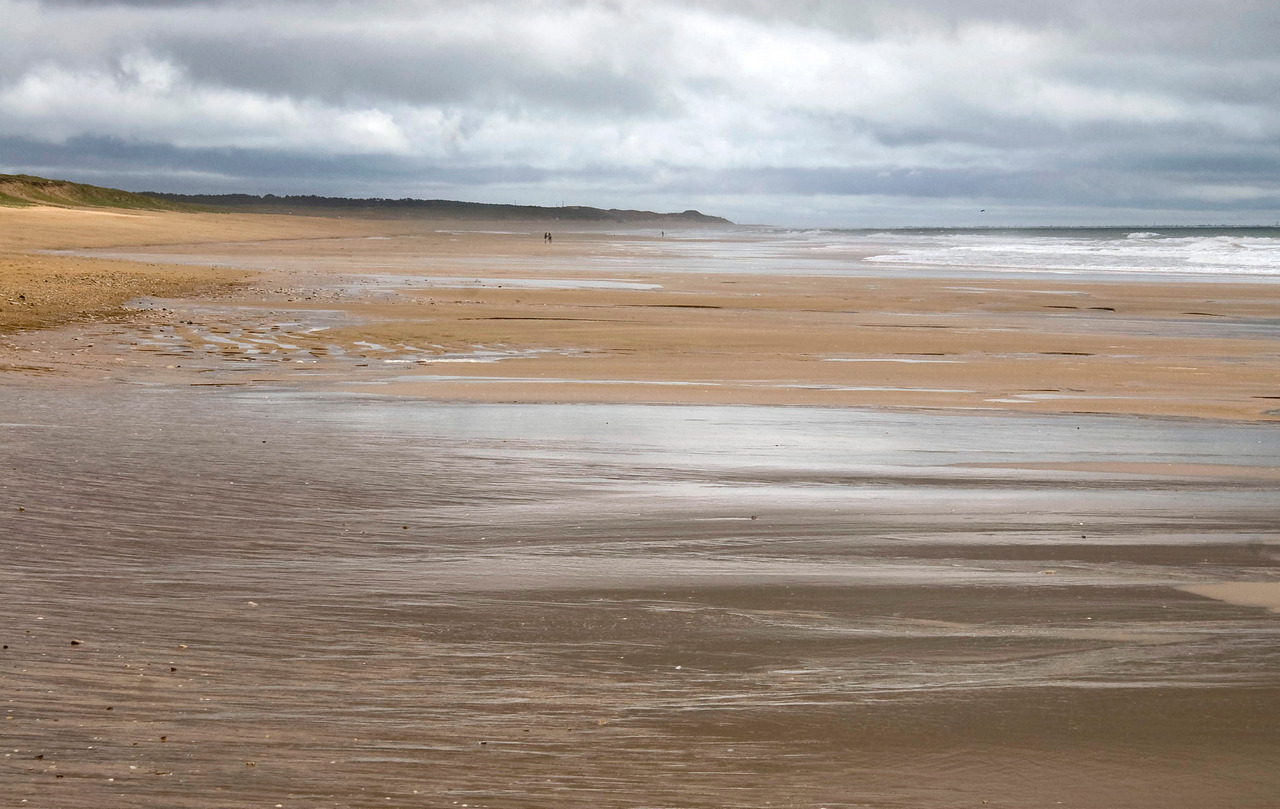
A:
[3,385,1278,808]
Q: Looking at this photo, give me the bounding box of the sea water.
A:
[517,225,1280,283]
[792,226,1280,281]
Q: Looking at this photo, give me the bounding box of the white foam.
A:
[862,231,1280,278]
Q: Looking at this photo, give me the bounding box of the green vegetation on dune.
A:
[143,191,732,224]
[0,189,35,208]
[0,174,188,210]
[0,173,731,223]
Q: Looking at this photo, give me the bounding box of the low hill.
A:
[0,174,185,211]
[0,174,731,224]
[141,192,732,224]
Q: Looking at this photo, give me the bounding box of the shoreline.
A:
[3,206,1278,422]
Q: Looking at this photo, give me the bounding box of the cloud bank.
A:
[2,0,1279,225]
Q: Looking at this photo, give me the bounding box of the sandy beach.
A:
[3,206,1279,807]
[3,206,1279,420]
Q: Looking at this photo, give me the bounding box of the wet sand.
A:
[2,208,1279,806]
[3,386,1279,807]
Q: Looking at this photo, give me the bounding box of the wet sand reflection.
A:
[3,386,1278,807]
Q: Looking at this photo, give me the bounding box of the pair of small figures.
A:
[543,232,553,243]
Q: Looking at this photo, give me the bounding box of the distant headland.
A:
[142,192,733,224]
[0,173,730,224]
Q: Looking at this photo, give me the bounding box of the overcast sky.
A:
[2,0,1279,226]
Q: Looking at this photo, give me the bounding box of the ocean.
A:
[783,226,1280,281]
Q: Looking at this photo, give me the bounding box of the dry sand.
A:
[3,206,1279,420]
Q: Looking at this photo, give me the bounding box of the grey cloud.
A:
[0,132,636,195]
[659,164,1280,212]
[167,36,665,116]
[6,132,1278,227]
[34,0,356,7]
[37,0,215,5]
[4,2,677,117]
[4,0,1280,224]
